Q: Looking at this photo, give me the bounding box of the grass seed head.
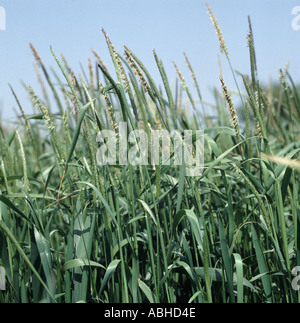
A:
[220,77,241,143]
[206,2,229,58]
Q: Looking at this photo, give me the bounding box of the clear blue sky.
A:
[0,0,300,121]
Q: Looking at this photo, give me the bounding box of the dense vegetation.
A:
[1,5,300,303]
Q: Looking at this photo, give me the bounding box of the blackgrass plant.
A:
[1,4,300,303]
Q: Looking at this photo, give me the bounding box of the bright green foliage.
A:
[0,19,300,304]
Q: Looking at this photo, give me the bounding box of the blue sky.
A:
[0,0,300,121]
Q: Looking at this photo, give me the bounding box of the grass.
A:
[1,4,300,303]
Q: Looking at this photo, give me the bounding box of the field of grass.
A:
[1,5,300,303]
